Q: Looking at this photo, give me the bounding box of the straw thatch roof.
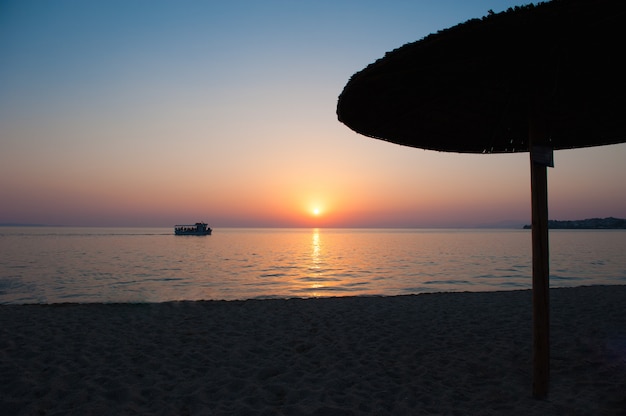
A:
[337,0,626,153]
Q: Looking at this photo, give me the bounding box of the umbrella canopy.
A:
[337,0,626,154]
[337,0,626,400]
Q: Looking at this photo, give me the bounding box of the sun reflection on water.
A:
[311,228,321,265]
[309,228,324,294]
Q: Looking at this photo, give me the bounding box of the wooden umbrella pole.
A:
[529,109,551,399]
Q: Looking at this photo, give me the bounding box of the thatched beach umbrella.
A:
[337,0,626,398]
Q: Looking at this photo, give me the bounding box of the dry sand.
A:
[1,285,625,415]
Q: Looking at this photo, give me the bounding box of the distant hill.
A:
[522,217,626,229]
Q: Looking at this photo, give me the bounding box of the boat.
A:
[174,222,212,235]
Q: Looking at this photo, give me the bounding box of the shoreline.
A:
[2,285,625,415]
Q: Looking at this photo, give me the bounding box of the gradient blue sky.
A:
[2,0,625,227]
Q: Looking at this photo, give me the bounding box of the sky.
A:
[1,0,625,228]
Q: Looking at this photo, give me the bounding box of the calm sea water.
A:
[1,227,625,304]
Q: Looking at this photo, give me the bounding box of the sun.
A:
[305,199,328,221]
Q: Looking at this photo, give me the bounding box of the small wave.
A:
[297,276,341,282]
[423,279,474,286]
[259,273,288,278]
[550,274,584,281]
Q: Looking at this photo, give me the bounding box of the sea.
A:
[1,227,625,305]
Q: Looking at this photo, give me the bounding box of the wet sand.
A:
[1,285,625,415]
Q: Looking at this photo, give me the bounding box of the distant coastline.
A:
[2,220,626,229]
[522,217,626,229]
[0,223,47,227]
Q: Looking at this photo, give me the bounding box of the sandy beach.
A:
[1,285,625,415]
